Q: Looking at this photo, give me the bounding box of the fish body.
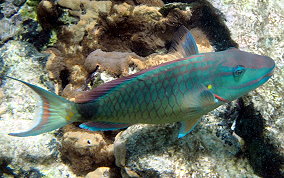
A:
[77,48,274,124]
[5,26,275,137]
[78,53,221,124]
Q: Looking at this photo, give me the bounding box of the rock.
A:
[135,0,164,7]
[45,48,66,94]
[12,0,26,7]
[85,167,120,178]
[60,125,115,175]
[97,3,168,57]
[37,0,60,30]
[0,1,19,18]
[85,49,142,76]
[85,167,110,178]
[0,0,55,49]
[113,105,251,177]
[0,41,75,177]
[0,15,22,45]
[57,0,113,44]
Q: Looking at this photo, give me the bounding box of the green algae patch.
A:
[58,9,79,26]
[48,29,58,47]
[159,3,191,16]
[19,0,41,21]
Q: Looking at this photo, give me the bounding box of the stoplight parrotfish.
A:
[4,26,275,138]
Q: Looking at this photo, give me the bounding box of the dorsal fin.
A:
[170,25,199,57]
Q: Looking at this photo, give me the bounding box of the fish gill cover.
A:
[0,0,283,177]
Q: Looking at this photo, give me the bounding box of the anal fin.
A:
[178,117,201,138]
[79,121,131,131]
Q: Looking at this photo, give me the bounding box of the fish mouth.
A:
[263,68,274,78]
[255,67,274,87]
[213,94,230,103]
[259,68,274,82]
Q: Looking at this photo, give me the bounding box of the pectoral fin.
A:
[178,117,201,138]
[79,121,131,131]
[184,81,217,109]
[199,90,217,106]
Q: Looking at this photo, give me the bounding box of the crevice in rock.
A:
[0,157,15,177]
[235,98,284,178]
[21,19,52,50]
[187,0,238,51]
[59,68,70,89]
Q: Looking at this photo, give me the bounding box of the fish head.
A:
[210,48,275,102]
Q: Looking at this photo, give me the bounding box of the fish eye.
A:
[233,65,246,77]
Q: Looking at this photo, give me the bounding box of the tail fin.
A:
[5,76,80,137]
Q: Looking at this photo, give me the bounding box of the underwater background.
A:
[0,0,283,177]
